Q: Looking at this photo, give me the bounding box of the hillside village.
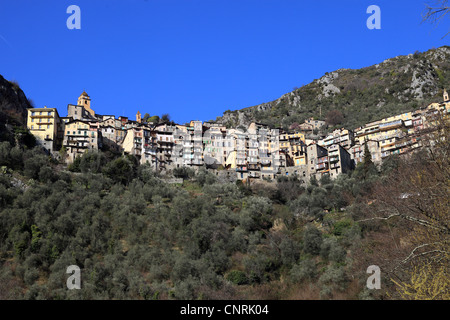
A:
[27,89,450,182]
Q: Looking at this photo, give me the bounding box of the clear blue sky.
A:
[0,0,449,124]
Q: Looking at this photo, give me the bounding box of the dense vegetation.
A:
[1,115,447,300]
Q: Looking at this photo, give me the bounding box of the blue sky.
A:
[0,0,449,124]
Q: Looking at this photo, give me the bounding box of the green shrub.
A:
[333,219,352,236]
[226,270,248,285]
[302,225,322,255]
[289,259,317,283]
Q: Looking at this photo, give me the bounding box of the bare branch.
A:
[391,243,447,273]
[422,0,450,37]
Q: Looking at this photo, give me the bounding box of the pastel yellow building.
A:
[293,154,307,166]
[27,107,62,152]
[279,131,306,166]
[355,120,404,145]
[379,111,413,123]
[63,119,100,162]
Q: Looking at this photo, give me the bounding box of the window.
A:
[31,118,34,122]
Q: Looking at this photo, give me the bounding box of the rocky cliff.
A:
[0,75,33,127]
[215,46,450,130]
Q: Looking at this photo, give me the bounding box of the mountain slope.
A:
[0,75,32,126]
[0,75,34,143]
[215,46,450,131]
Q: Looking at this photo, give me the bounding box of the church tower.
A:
[77,91,95,117]
[444,89,449,102]
[136,111,142,123]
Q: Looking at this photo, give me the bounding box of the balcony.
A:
[30,114,53,119]
[329,156,339,163]
[317,157,328,164]
[145,149,157,155]
[67,137,88,143]
[32,121,53,126]
[330,163,340,169]
[379,122,402,133]
[191,159,203,166]
[316,163,328,170]
[248,172,260,178]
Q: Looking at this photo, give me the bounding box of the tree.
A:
[422,0,450,38]
[302,225,322,255]
[358,140,379,180]
[14,127,36,149]
[289,122,301,131]
[363,142,373,167]
[392,263,450,300]
[356,113,450,299]
[148,115,160,123]
[289,259,317,283]
[226,270,248,285]
[173,166,195,179]
[102,155,137,185]
[161,113,171,123]
[325,110,344,126]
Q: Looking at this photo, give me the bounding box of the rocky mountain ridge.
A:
[215,46,450,131]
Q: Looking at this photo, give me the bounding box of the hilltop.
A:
[215,46,450,131]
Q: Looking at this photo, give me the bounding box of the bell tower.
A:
[77,91,95,117]
[444,89,449,102]
[136,111,142,123]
